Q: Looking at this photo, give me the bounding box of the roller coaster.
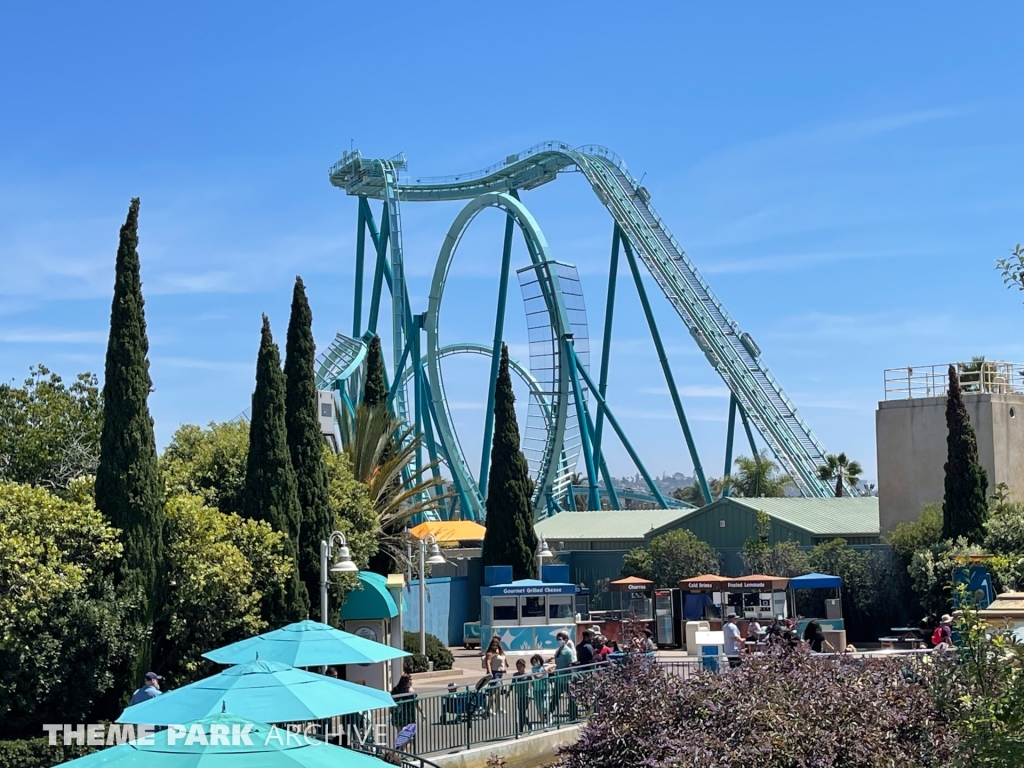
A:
[317,141,853,522]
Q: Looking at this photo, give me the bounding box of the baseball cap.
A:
[145,672,163,681]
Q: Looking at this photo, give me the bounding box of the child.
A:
[512,659,532,732]
[530,653,549,720]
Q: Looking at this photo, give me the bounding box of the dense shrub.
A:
[559,652,960,768]
[0,736,94,768]
[402,632,454,673]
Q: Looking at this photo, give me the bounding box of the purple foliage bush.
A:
[557,651,960,768]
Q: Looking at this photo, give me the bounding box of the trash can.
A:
[695,630,724,673]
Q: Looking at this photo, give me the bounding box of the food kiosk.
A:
[588,577,654,643]
[679,574,790,639]
[480,578,578,652]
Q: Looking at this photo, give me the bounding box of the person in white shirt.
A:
[746,619,763,643]
[723,613,743,668]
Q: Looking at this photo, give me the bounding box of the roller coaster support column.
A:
[723,394,738,498]
[565,336,600,510]
[621,235,712,505]
[366,200,390,334]
[738,400,759,458]
[478,207,516,500]
[353,197,367,337]
[412,316,423,480]
[423,380,474,520]
[592,225,622,509]
[568,345,669,508]
[579,386,620,509]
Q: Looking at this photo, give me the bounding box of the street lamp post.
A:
[416,533,447,655]
[320,531,358,625]
[537,536,553,578]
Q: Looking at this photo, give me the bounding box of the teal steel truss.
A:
[328,142,852,522]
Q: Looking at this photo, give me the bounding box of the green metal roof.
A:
[535,509,695,541]
[715,497,880,536]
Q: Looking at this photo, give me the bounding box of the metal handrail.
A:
[884,361,1024,400]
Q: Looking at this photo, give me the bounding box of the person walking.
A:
[483,636,508,713]
[389,671,419,730]
[128,672,163,706]
[724,613,743,668]
[576,630,595,666]
[931,614,954,648]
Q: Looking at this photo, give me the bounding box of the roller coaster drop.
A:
[317,142,852,523]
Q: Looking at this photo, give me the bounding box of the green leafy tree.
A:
[241,315,308,625]
[942,365,989,543]
[995,242,1024,300]
[731,451,791,497]
[157,494,292,681]
[741,511,811,576]
[934,584,1024,764]
[646,529,719,587]
[888,503,944,565]
[671,477,727,507]
[324,449,378,569]
[809,538,875,626]
[620,548,654,580]
[983,500,1024,590]
[481,344,538,580]
[815,452,863,497]
[362,334,388,407]
[284,277,334,611]
[0,365,102,492]
[0,480,136,737]
[94,197,165,692]
[161,420,249,513]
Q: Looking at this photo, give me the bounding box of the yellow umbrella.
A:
[408,520,486,542]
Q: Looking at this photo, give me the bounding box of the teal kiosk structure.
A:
[340,572,407,690]
[480,565,578,653]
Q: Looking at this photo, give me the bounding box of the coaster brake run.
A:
[324,141,851,522]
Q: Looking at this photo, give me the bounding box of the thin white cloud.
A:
[0,329,107,344]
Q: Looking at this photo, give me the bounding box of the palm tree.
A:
[816,452,863,497]
[731,451,792,497]
[340,402,447,571]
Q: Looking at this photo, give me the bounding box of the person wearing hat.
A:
[128,672,163,706]
[931,614,954,647]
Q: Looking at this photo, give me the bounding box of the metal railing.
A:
[304,650,931,758]
[884,361,1024,400]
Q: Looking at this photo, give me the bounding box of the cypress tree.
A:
[363,334,388,406]
[942,364,989,543]
[243,315,309,624]
[481,343,538,580]
[95,197,165,689]
[284,277,334,614]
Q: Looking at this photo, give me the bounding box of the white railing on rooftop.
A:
[884,361,1024,400]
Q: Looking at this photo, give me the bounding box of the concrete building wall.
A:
[876,392,1024,531]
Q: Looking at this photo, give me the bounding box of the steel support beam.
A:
[366,202,390,334]
[568,344,669,508]
[353,197,367,338]
[621,235,711,505]
[478,209,516,499]
[723,394,738,498]
[565,337,600,510]
[592,224,622,509]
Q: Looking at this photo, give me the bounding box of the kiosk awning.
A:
[790,572,842,589]
[609,576,654,592]
[723,574,790,590]
[680,574,728,590]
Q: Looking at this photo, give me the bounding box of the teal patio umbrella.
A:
[63,713,391,767]
[118,660,394,726]
[203,620,409,667]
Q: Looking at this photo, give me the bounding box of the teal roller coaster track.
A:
[319,141,853,523]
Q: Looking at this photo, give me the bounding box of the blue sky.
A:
[1,2,1021,488]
